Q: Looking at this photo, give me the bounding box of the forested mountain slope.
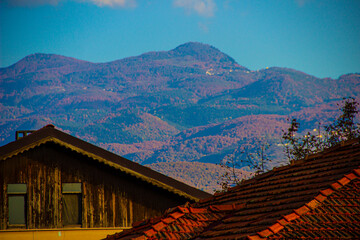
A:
[1,42,359,191]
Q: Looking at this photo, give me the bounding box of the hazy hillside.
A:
[1,42,359,191]
[145,161,252,193]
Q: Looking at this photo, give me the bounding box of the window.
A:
[62,183,82,226]
[7,184,27,226]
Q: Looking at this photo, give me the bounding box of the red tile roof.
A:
[267,178,360,239]
[105,204,242,240]
[107,138,360,239]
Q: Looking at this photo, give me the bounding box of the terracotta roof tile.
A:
[189,207,207,213]
[331,181,343,190]
[268,223,283,234]
[161,217,175,224]
[338,176,351,186]
[294,205,311,216]
[247,235,265,240]
[177,206,190,213]
[315,193,328,203]
[169,212,185,219]
[107,138,360,240]
[105,204,238,240]
[152,222,166,231]
[276,218,290,226]
[268,178,360,239]
[258,229,273,238]
[283,213,300,222]
[321,188,334,196]
[345,172,358,180]
[144,228,157,237]
[354,168,360,176]
[306,199,321,209]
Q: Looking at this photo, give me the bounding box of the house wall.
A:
[0,142,188,230]
[0,228,128,240]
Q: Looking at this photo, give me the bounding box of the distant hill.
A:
[145,161,252,193]
[1,42,359,191]
[107,114,287,165]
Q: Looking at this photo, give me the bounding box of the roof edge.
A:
[247,167,360,239]
[52,138,201,201]
[0,136,54,161]
[0,126,210,202]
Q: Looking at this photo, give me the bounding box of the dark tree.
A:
[282,97,359,162]
[282,118,323,162]
[217,137,270,192]
[324,97,360,147]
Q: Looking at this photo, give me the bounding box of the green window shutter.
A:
[62,183,82,193]
[62,183,82,226]
[7,184,27,194]
[9,196,26,225]
[7,184,27,226]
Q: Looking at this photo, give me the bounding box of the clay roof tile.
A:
[107,138,360,240]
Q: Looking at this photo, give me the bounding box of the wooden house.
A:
[109,138,360,240]
[0,125,211,240]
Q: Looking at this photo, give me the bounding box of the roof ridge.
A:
[247,167,360,240]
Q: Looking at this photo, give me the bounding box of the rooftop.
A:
[107,138,360,239]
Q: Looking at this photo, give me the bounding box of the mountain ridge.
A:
[1,42,359,191]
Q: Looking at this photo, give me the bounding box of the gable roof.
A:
[0,125,211,201]
[107,138,360,239]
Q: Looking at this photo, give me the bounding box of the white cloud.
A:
[173,0,216,17]
[88,0,136,8]
[2,0,137,8]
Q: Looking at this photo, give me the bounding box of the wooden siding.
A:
[0,142,188,230]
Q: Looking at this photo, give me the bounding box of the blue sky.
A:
[0,0,359,78]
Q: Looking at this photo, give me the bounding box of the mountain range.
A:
[1,42,359,192]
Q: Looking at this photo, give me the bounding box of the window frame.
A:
[7,183,27,228]
[62,183,82,227]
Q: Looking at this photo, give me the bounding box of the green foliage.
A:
[324,97,360,147]
[282,97,360,162]
[282,118,323,162]
[154,105,249,128]
[218,98,360,192]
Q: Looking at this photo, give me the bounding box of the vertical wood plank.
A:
[82,181,87,228]
[112,192,116,227]
[27,155,33,229]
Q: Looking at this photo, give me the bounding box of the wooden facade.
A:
[0,125,211,235]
